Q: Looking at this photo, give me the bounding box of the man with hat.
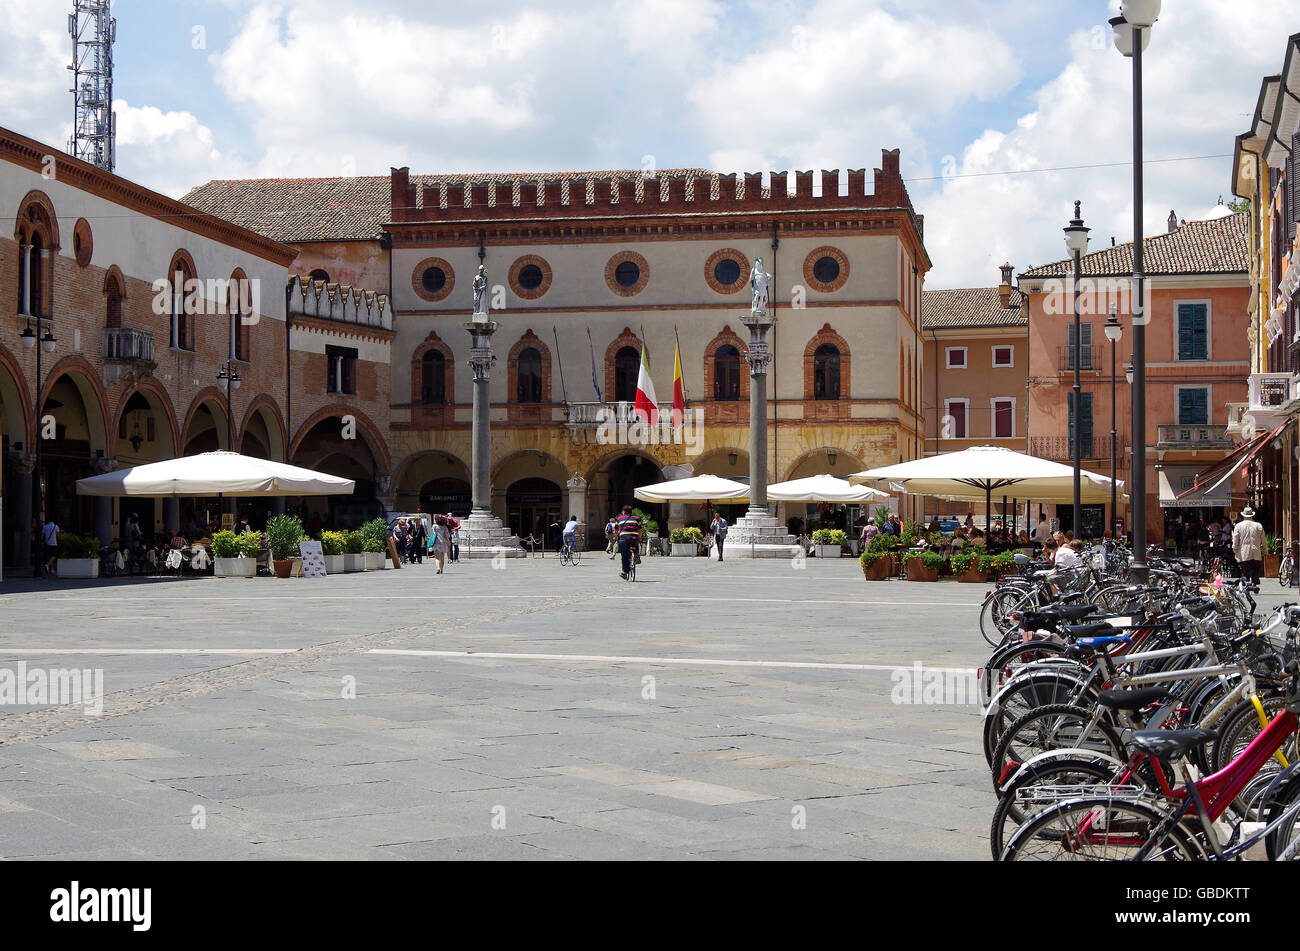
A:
[1232,506,1266,586]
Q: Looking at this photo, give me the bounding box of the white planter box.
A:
[364,551,386,570]
[814,545,841,560]
[344,554,366,572]
[214,557,256,578]
[323,554,346,574]
[670,543,698,557]
[56,558,99,579]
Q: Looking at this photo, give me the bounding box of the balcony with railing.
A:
[1055,345,1104,372]
[1246,371,1295,428]
[1028,435,1121,461]
[102,327,157,388]
[1156,423,1232,450]
[565,401,676,427]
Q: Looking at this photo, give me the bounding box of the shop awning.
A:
[1159,466,1232,508]
[1175,417,1293,502]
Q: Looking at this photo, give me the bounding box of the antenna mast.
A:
[68,0,116,171]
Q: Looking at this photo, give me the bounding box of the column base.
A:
[725,512,797,558]
[460,513,526,558]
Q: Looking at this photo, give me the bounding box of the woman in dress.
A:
[431,514,451,574]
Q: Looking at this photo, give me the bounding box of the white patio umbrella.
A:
[633,474,748,504]
[849,446,1123,533]
[76,451,355,497]
[767,474,890,504]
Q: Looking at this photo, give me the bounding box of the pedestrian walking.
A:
[1232,506,1265,586]
[447,515,460,563]
[409,516,428,564]
[711,512,728,562]
[605,516,617,559]
[41,517,60,577]
[393,518,409,563]
[431,515,450,574]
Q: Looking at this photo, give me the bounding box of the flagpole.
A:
[674,325,686,403]
[552,325,568,405]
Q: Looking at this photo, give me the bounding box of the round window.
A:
[421,266,446,294]
[518,264,544,290]
[615,261,641,288]
[813,256,840,284]
[713,258,741,287]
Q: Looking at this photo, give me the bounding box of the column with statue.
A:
[460,265,523,557]
[726,258,796,557]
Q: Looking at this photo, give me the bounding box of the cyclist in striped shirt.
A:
[614,505,642,579]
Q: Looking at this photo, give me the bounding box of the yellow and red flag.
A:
[671,329,685,428]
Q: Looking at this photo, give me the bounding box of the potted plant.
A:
[950,548,984,582]
[360,518,389,569]
[320,530,347,574]
[903,549,942,582]
[859,536,892,580]
[1265,534,1281,578]
[343,530,367,572]
[56,532,101,578]
[212,530,257,578]
[265,514,304,578]
[984,550,1017,580]
[669,526,703,556]
[811,528,845,559]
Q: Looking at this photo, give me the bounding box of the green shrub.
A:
[237,532,263,558]
[359,518,389,553]
[320,530,347,556]
[950,548,979,574]
[631,508,658,538]
[860,548,889,567]
[811,529,846,546]
[873,506,890,529]
[344,530,365,555]
[265,514,305,560]
[984,550,1016,575]
[903,549,943,570]
[669,526,703,544]
[57,532,101,559]
[211,530,241,559]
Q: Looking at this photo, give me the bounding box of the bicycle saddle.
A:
[1066,625,1127,641]
[1130,728,1216,761]
[1096,686,1171,712]
[1039,603,1097,621]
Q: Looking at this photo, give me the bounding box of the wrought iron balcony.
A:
[1056,345,1104,371]
[1156,424,1232,449]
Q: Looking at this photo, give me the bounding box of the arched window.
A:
[27,235,44,317]
[169,254,195,351]
[106,280,123,329]
[229,272,251,363]
[421,351,446,405]
[814,344,841,400]
[614,347,640,403]
[308,268,330,283]
[714,345,741,401]
[516,347,542,403]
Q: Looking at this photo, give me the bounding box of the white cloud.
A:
[113,100,249,198]
[919,0,1284,288]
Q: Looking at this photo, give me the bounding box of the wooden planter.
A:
[957,565,993,583]
[905,559,939,582]
[861,558,890,580]
[272,559,294,579]
[1264,553,1281,577]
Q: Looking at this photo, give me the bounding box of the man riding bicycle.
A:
[614,505,641,579]
[561,515,581,556]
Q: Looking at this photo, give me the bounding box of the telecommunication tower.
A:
[68,0,117,172]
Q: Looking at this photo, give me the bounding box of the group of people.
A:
[392,515,459,573]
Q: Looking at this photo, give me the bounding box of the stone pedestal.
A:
[459,512,525,558]
[726,512,799,558]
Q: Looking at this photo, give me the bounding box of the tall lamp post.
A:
[217,361,241,452]
[1112,0,1160,579]
[20,318,57,575]
[1105,306,1123,537]
[1064,201,1090,538]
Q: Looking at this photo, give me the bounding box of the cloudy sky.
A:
[0,0,1287,287]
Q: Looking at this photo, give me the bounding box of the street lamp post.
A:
[1064,201,1090,538]
[1112,0,1160,579]
[217,361,241,452]
[1105,306,1123,537]
[20,315,56,576]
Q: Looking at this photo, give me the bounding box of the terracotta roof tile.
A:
[1017,212,1248,279]
[922,286,1025,329]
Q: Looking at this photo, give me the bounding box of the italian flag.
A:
[671,337,685,428]
[634,337,658,426]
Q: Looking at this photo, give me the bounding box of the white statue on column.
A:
[750,257,770,315]
[472,264,489,316]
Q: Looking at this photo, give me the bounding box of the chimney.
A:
[997,262,1014,308]
[1167,210,1178,233]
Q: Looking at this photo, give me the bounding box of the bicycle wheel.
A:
[1281,558,1294,587]
[627,561,636,582]
[990,757,1121,859]
[1262,768,1300,860]
[980,586,1029,646]
[982,669,1091,766]
[1212,694,1297,815]
[1000,796,1203,861]
[572,547,581,564]
[990,703,1124,787]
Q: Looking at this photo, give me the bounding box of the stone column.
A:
[566,473,587,531]
[465,313,499,517]
[92,457,117,545]
[9,452,34,570]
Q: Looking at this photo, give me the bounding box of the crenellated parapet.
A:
[389,149,917,224]
[287,275,392,331]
